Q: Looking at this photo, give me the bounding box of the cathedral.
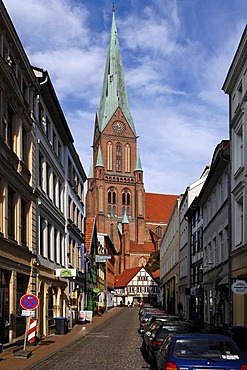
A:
[86,8,178,275]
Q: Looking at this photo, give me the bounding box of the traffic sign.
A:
[20,294,39,310]
[22,310,35,317]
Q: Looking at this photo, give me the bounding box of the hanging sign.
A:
[231,280,247,295]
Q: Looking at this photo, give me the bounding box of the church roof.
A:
[130,241,155,253]
[114,266,141,287]
[97,8,136,135]
[152,269,160,280]
[145,193,179,223]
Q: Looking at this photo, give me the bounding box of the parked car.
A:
[142,320,167,355]
[156,332,247,370]
[140,314,180,336]
[138,309,165,334]
[148,321,200,365]
[139,305,159,319]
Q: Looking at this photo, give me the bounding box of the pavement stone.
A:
[0,307,121,370]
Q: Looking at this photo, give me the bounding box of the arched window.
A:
[108,188,116,216]
[125,144,131,172]
[122,188,131,216]
[139,256,146,266]
[116,143,122,172]
[107,141,113,171]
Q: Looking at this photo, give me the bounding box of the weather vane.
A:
[112,2,115,12]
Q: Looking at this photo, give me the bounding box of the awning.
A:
[218,276,229,286]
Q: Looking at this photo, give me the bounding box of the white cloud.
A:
[3,0,245,194]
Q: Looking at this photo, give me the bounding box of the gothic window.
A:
[108,188,116,216]
[122,188,131,216]
[139,257,146,266]
[125,144,131,172]
[116,143,122,172]
[107,142,113,171]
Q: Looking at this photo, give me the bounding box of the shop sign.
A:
[55,268,77,277]
[78,310,93,323]
[95,255,111,263]
[231,280,247,295]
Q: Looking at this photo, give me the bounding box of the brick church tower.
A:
[86,8,177,275]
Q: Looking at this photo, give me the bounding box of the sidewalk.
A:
[0,307,122,370]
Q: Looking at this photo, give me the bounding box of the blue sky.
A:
[3,0,247,194]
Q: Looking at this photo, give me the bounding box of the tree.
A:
[145,250,160,273]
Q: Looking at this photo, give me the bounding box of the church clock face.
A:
[112,120,126,133]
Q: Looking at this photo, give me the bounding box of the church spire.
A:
[98,8,136,135]
[135,149,143,171]
[96,145,104,167]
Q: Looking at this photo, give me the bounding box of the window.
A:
[235,195,243,247]
[39,216,45,256]
[234,122,243,173]
[125,144,131,172]
[116,143,122,172]
[38,152,44,189]
[46,116,50,141]
[237,81,242,105]
[107,142,113,171]
[2,97,13,148]
[108,188,116,216]
[47,222,52,260]
[21,199,27,245]
[122,189,131,216]
[54,228,58,262]
[8,188,15,239]
[52,129,57,152]
[46,163,51,197]
[21,126,28,164]
[38,100,44,126]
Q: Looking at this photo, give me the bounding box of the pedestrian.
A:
[127,301,130,307]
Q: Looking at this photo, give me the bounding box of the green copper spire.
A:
[88,158,94,178]
[122,210,129,224]
[98,9,136,135]
[134,149,143,171]
[96,145,104,167]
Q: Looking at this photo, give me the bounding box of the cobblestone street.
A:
[27,307,151,370]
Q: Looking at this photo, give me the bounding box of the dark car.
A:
[148,321,200,365]
[142,319,166,354]
[138,309,165,334]
[156,332,247,370]
[141,314,180,335]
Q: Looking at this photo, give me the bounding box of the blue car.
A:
[156,333,247,370]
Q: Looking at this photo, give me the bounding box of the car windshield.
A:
[172,338,241,360]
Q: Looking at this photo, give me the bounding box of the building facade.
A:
[160,196,182,315]
[0,1,38,343]
[222,26,247,326]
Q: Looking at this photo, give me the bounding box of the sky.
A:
[3,0,247,195]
